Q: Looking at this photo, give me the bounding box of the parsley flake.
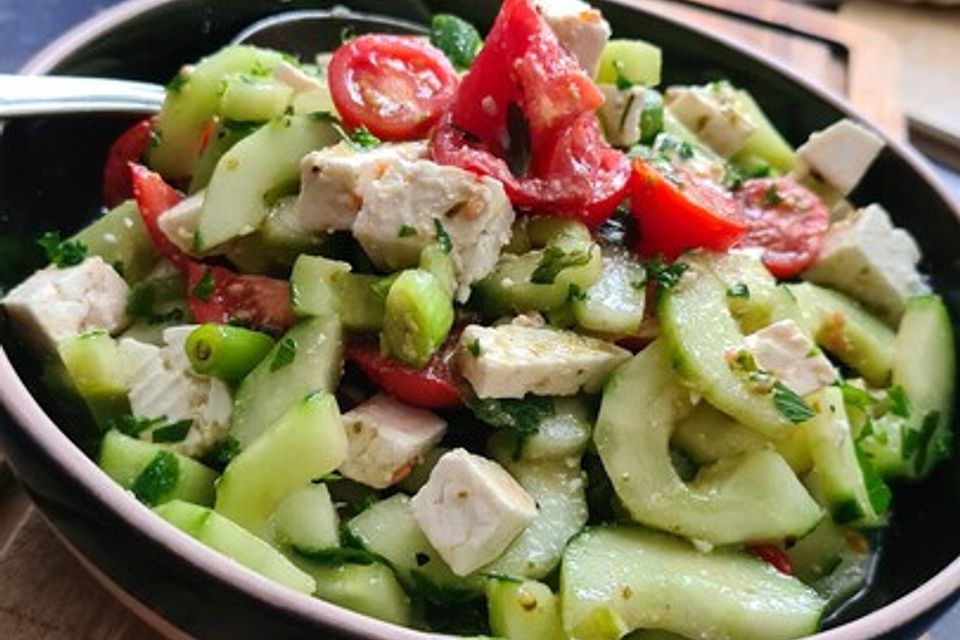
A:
[350,125,380,149]
[398,224,417,238]
[37,231,87,268]
[470,395,554,459]
[165,72,189,94]
[271,337,297,372]
[646,258,688,300]
[772,382,815,423]
[108,415,165,437]
[131,451,179,506]
[434,220,452,254]
[151,419,193,443]
[838,382,874,410]
[531,246,591,284]
[191,269,215,301]
[887,386,911,418]
[763,184,783,207]
[467,338,482,357]
[568,283,588,303]
[613,59,633,91]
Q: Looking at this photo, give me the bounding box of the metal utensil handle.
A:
[0,74,165,118]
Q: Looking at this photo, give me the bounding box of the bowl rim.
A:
[5,0,960,638]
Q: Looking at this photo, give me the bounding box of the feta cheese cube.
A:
[352,160,515,302]
[743,319,837,396]
[533,0,611,77]
[665,84,756,157]
[2,256,129,351]
[157,191,204,254]
[802,203,929,323]
[597,83,646,148]
[792,119,883,195]
[118,325,232,457]
[339,393,447,489]
[296,141,428,232]
[410,448,537,576]
[456,323,630,398]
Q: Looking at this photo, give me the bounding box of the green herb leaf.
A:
[838,382,874,411]
[151,419,193,443]
[165,72,189,94]
[398,224,417,238]
[531,246,591,284]
[271,337,298,372]
[350,125,380,150]
[108,415,165,437]
[467,338,482,357]
[646,258,688,300]
[726,283,750,299]
[294,546,382,566]
[722,164,746,191]
[772,382,816,423]
[209,435,240,467]
[887,386,911,418]
[854,443,891,514]
[470,395,554,458]
[434,220,452,254]
[131,451,179,506]
[429,14,483,70]
[125,283,185,325]
[568,283,588,303]
[613,59,633,91]
[37,231,87,268]
[763,184,783,207]
[191,268,215,301]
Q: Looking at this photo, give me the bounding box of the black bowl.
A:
[2,1,959,638]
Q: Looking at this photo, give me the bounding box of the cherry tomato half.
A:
[347,339,463,409]
[328,35,458,141]
[734,177,830,278]
[630,158,746,261]
[129,162,186,267]
[746,544,794,576]
[103,119,153,207]
[186,263,295,335]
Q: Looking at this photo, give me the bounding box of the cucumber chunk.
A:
[290,255,384,332]
[71,200,157,284]
[596,339,822,544]
[787,516,873,611]
[216,392,347,537]
[300,561,412,626]
[272,483,339,553]
[572,250,646,336]
[672,402,769,465]
[487,578,564,640]
[345,494,483,600]
[155,500,315,594]
[561,527,825,640]
[189,118,260,194]
[231,315,343,449]
[57,332,130,429]
[218,73,293,122]
[596,39,662,87]
[99,430,217,506]
[196,114,340,250]
[730,89,796,174]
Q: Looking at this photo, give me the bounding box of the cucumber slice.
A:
[99,430,217,506]
[147,45,287,179]
[659,251,803,438]
[487,578,564,640]
[672,402,769,465]
[856,414,907,479]
[515,396,592,462]
[890,295,955,479]
[345,494,484,600]
[154,500,315,594]
[572,250,646,336]
[189,118,260,194]
[596,339,822,544]
[231,315,343,449]
[218,73,293,122]
[561,527,825,640]
[730,89,796,174]
[596,39,662,87]
[805,387,889,527]
[70,200,157,284]
[299,561,412,626]
[57,332,130,429]
[195,114,340,250]
[271,483,339,553]
[789,283,895,387]
[707,250,804,334]
[216,392,347,537]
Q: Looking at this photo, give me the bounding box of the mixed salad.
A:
[2,0,955,638]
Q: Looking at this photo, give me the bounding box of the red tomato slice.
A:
[186,262,295,335]
[103,119,153,207]
[346,340,463,409]
[733,177,829,278]
[746,544,794,576]
[328,35,458,141]
[629,158,746,261]
[129,162,186,267]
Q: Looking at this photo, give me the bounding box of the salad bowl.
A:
[1,0,959,639]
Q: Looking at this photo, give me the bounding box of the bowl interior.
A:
[2,0,960,636]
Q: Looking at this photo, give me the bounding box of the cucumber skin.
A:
[71,200,158,284]
[298,561,412,626]
[487,578,565,640]
[57,332,130,430]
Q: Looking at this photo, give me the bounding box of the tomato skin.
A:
[746,544,794,576]
[129,162,186,266]
[186,262,295,335]
[629,158,746,261]
[734,177,829,278]
[103,119,153,207]
[347,340,463,409]
[328,35,458,141]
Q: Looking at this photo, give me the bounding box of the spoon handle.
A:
[0,75,165,118]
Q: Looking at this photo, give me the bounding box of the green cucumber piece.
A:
[572,250,646,336]
[487,578,564,640]
[272,483,339,553]
[515,397,592,462]
[216,392,347,536]
[596,39,662,87]
[148,46,287,179]
[561,527,825,640]
[730,89,796,175]
[99,430,217,506]
[596,339,822,544]
[789,283,895,387]
[290,255,384,332]
[706,250,801,334]
[345,494,483,600]
[231,315,343,449]
[188,118,260,194]
[419,244,457,300]
[196,113,340,250]
[218,73,293,122]
[70,200,157,284]
[155,500,315,594]
[301,561,412,626]
[659,251,803,438]
[890,295,955,479]
[672,402,770,464]
[57,332,130,429]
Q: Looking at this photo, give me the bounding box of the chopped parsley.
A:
[467,338,482,357]
[568,283,588,303]
[398,224,417,238]
[904,411,941,473]
[646,258,688,300]
[191,268,215,301]
[429,14,483,71]
[165,72,189,94]
[763,184,783,207]
[108,414,165,437]
[838,382,874,410]
[772,382,816,423]
[721,164,746,192]
[887,386,911,418]
[209,435,241,467]
[270,337,298,372]
[131,451,179,506]
[434,220,452,254]
[857,417,875,442]
[294,546,381,566]
[151,419,193,443]
[37,231,87,268]
[855,443,891,514]
[531,246,591,284]
[125,283,185,325]
[470,395,554,458]
[726,283,750,299]
[613,59,633,91]
[340,25,357,43]
[350,125,380,149]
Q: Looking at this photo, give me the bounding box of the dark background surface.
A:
[0,0,958,638]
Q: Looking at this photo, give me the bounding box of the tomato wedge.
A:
[746,544,793,576]
[347,339,463,409]
[328,35,458,141]
[629,158,746,261]
[103,119,153,207]
[186,262,295,335]
[129,162,186,267]
[733,177,829,278]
